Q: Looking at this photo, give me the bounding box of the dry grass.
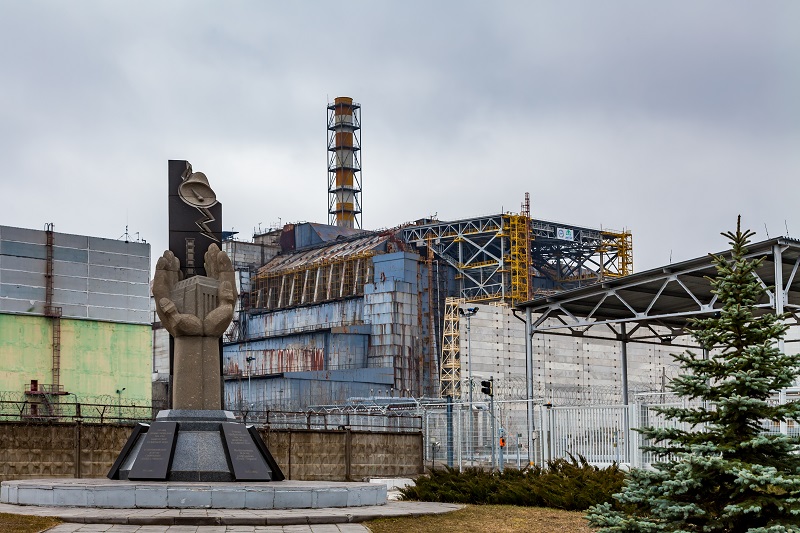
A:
[365,504,592,533]
[0,513,62,533]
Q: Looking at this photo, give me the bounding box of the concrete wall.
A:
[1,224,152,403]
[262,429,423,481]
[462,305,681,404]
[222,239,279,270]
[0,314,152,402]
[0,422,423,482]
[0,225,150,324]
[0,422,131,480]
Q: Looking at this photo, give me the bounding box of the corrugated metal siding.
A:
[226,251,429,407]
[245,299,364,338]
[224,368,395,411]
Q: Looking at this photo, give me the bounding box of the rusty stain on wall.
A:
[225,348,325,375]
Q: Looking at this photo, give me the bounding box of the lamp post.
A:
[459,306,478,464]
[245,355,256,410]
[67,392,81,420]
[115,387,125,421]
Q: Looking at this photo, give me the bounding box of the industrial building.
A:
[0,224,152,417]
[215,97,657,413]
[0,97,656,418]
[218,212,662,412]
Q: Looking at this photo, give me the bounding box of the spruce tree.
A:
[587,218,800,532]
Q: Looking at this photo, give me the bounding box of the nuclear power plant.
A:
[4,96,798,473]
[200,97,653,415]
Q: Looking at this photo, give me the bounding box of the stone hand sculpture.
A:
[153,244,237,410]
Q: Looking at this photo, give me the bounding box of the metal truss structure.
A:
[327,98,362,229]
[402,214,633,304]
[516,237,800,461]
[529,220,633,285]
[523,237,800,343]
[439,297,463,398]
[251,251,374,311]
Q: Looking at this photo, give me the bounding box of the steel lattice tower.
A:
[327,97,362,229]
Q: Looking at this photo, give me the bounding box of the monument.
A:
[0,160,388,512]
[108,161,284,482]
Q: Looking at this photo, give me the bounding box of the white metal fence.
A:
[419,396,799,471]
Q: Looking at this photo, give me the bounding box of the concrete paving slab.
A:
[0,499,460,528]
[48,528,373,533]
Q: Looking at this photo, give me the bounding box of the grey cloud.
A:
[0,1,798,273]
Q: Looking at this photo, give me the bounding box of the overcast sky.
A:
[1,1,798,273]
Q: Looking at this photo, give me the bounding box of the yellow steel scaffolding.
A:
[439,297,463,398]
[506,213,531,304]
[600,230,634,278]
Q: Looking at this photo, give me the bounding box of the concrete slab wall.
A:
[462,305,683,404]
[0,423,131,480]
[0,314,152,402]
[260,428,423,481]
[0,422,423,482]
[0,225,150,325]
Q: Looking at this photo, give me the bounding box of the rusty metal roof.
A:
[256,231,396,275]
[306,223,365,243]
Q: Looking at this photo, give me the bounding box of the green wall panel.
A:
[0,314,151,403]
[0,315,52,393]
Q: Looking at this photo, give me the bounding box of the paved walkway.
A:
[0,500,461,530]
[47,525,370,532]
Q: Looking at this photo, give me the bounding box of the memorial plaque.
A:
[127,421,178,481]
[248,425,286,481]
[107,423,148,480]
[221,423,271,481]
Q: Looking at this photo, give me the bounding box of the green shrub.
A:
[400,455,624,511]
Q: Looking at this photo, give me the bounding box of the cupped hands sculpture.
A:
[153,244,237,410]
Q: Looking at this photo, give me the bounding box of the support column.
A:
[525,307,534,466]
[774,244,788,434]
[620,323,629,406]
[620,322,630,464]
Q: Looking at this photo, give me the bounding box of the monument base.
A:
[0,478,387,509]
[108,410,284,482]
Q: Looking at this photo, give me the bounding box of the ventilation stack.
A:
[327,97,362,229]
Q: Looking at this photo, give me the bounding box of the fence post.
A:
[456,403,463,471]
[543,405,552,465]
[345,428,352,481]
[630,403,640,469]
[74,422,82,479]
[446,396,454,467]
[287,430,292,480]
